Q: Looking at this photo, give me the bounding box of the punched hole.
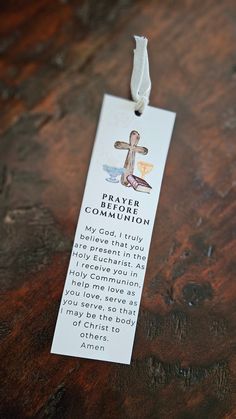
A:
[134,110,142,117]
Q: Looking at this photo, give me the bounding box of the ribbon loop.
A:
[131,35,151,114]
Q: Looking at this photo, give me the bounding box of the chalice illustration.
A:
[137,161,154,179]
[103,165,124,183]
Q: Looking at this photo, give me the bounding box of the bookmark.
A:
[51,36,176,364]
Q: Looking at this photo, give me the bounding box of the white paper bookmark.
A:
[51,94,175,364]
[51,37,176,364]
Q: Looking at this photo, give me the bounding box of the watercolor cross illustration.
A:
[114,130,148,186]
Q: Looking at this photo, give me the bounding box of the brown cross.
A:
[114,130,148,186]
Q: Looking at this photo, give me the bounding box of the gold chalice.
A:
[137,161,154,179]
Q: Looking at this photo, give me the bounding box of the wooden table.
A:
[0,1,235,418]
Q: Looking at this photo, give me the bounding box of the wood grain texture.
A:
[0,0,235,418]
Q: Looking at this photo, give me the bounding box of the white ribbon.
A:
[131,35,151,115]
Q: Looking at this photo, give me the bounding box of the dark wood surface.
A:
[0,1,235,418]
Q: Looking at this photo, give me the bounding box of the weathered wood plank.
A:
[0,0,235,418]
